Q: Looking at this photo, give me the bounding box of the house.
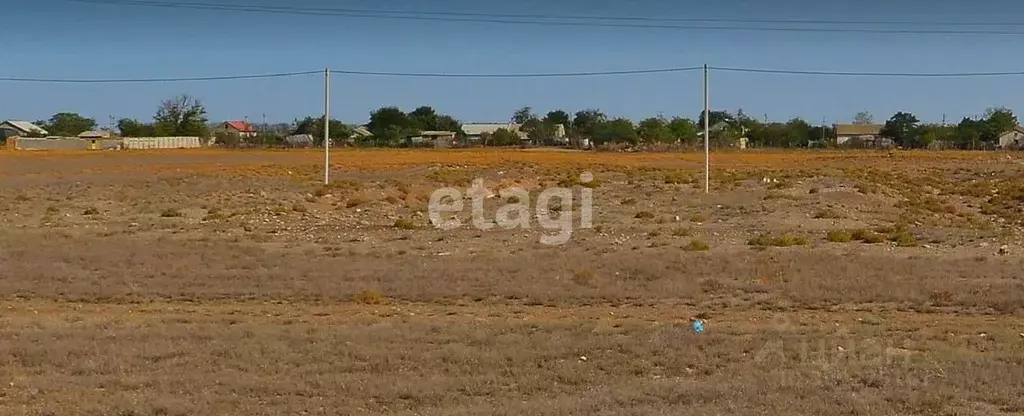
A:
[834,123,884,146]
[349,126,372,141]
[285,134,314,148]
[408,131,457,148]
[78,130,113,139]
[0,120,48,139]
[215,120,257,138]
[462,123,527,142]
[997,125,1024,149]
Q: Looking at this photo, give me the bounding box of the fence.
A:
[122,137,203,150]
[9,137,120,150]
[8,136,204,151]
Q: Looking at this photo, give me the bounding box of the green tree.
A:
[512,106,535,125]
[368,107,418,146]
[785,118,812,147]
[293,116,351,146]
[637,117,674,143]
[697,110,733,128]
[153,95,209,137]
[484,128,521,146]
[592,118,638,145]
[956,117,985,149]
[117,118,155,137]
[543,110,571,128]
[572,109,606,140]
[853,111,874,124]
[41,112,97,136]
[668,117,699,144]
[880,112,921,148]
[982,107,1018,143]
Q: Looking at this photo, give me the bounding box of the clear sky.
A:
[4,0,1024,128]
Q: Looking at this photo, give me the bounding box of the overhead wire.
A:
[6,66,1024,83]
[0,70,322,83]
[64,0,1024,27]
[63,0,1024,35]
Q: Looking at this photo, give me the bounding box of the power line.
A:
[711,66,1024,77]
[8,66,1024,83]
[0,70,320,83]
[330,67,703,78]
[64,0,1024,27]
[65,0,1024,35]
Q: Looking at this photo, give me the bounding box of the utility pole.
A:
[703,64,710,194]
[323,68,331,185]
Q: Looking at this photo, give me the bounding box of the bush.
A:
[683,239,710,251]
[889,231,918,247]
[672,227,693,237]
[160,208,183,218]
[748,234,809,247]
[826,230,852,243]
[635,211,655,219]
[851,229,886,244]
[353,289,386,305]
[394,219,418,230]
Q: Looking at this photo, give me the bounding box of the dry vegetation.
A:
[1,148,1024,415]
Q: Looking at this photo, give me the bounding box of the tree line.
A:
[16,95,1021,150]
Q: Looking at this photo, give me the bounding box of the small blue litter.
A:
[691,319,705,333]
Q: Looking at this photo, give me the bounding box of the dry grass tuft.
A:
[353,289,386,304]
[683,239,710,251]
[748,234,809,247]
[826,230,853,243]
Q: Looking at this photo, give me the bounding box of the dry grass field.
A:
[1,148,1023,415]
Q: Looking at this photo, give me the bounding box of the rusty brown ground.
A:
[1,149,1023,415]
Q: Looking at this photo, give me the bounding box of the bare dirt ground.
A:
[1,149,1023,415]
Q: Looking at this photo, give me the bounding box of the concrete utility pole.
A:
[323,68,331,185]
[703,64,710,194]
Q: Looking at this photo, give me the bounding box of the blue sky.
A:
[4,0,1024,127]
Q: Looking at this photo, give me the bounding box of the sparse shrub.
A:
[647,231,661,237]
[635,211,655,219]
[763,191,801,201]
[855,182,879,194]
[572,269,595,286]
[930,290,954,305]
[45,205,60,214]
[683,239,710,251]
[353,289,386,305]
[672,227,693,237]
[313,187,330,198]
[851,229,886,244]
[82,207,100,215]
[160,208,182,218]
[664,172,690,184]
[813,208,844,219]
[621,197,637,205]
[346,196,372,208]
[690,214,706,223]
[292,202,309,213]
[808,187,820,194]
[748,234,809,247]
[14,194,31,202]
[826,230,852,243]
[890,231,918,247]
[507,195,521,204]
[394,219,418,230]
